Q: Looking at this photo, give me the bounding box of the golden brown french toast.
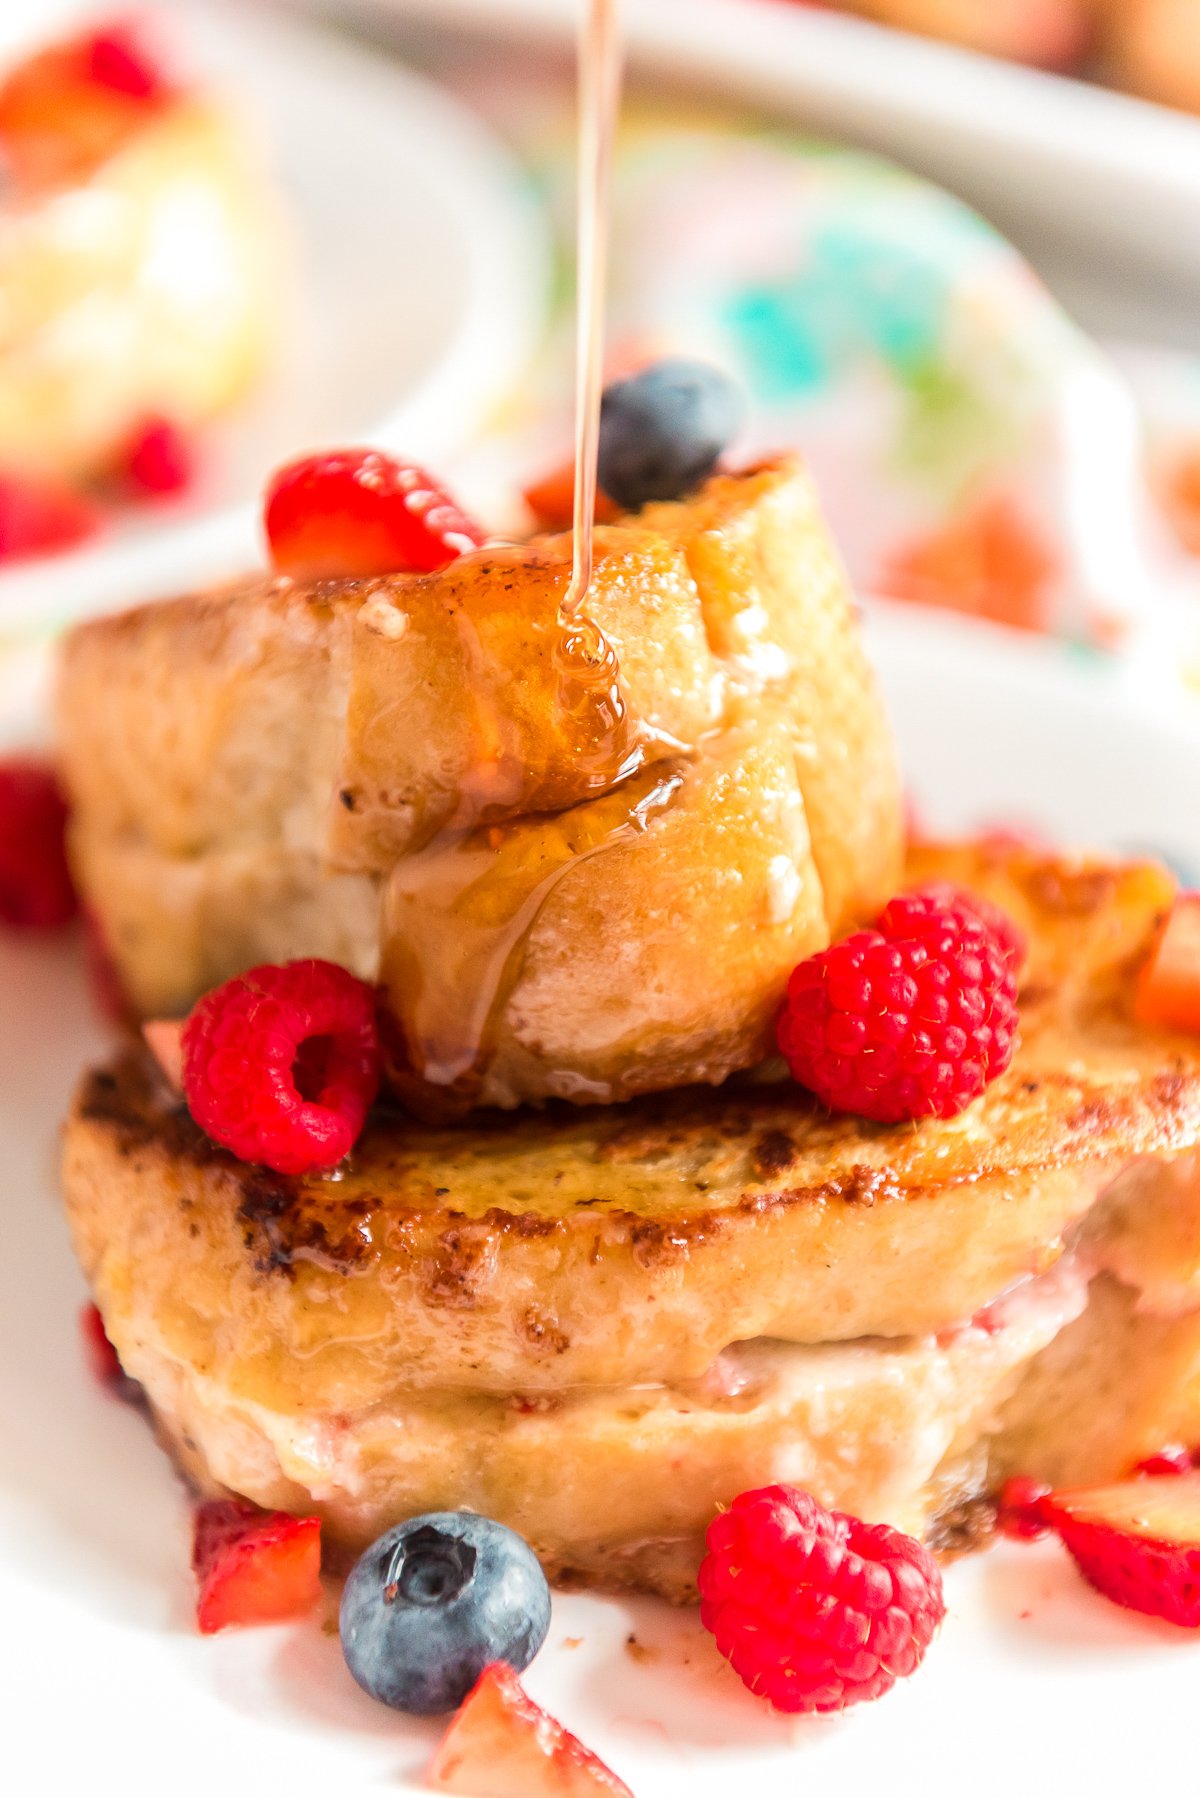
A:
[62,843,1200,1401]
[60,842,1200,1596]
[57,459,903,1111]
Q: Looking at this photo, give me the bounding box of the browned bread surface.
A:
[62,843,1200,1404]
[57,459,903,1109]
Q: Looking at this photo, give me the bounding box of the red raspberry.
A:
[0,758,77,929]
[878,881,1027,972]
[777,888,1019,1124]
[181,959,381,1175]
[120,415,193,497]
[699,1485,944,1713]
[264,449,485,580]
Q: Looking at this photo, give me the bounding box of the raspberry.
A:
[192,1500,321,1634]
[0,758,77,929]
[181,959,381,1175]
[264,449,485,580]
[777,887,1019,1124]
[120,415,193,497]
[699,1485,944,1713]
[878,881,1027,972]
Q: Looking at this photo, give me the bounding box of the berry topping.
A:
[995,1476,1052,1541]
[192,1499,322,1635]
[596,358,743,512]
[1135,894,1200,1033]
[82,906,131,1025]
[0,758,76,930]
[119,416,193,497]
[340,1513,551,1716]
[142,1018,184,1091]
[264,449,485,580]
[1036,1472,1200,1628]
[85,26,167,102]
[878,881,1027,972]
[1136,1446,1197,1478]
[80,1302,141,1404]
[181,959,381,1176]
[777,886,1019,1123]
[699,1484,945,1713]
[523,458,619,533]
[430,1663,632,1797]
[0,476,101,563]
[0,22,170,189]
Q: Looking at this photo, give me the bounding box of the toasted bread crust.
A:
[62,845,1200,1403]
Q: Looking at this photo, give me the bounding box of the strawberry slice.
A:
[1135,895,1200,1033]
[429,1663,632,1798]
[1041,1472,1200,1627]
[79,1302,143,1405]
[192,1500,322,1634]
[0,23,170,189]
[523,459,620,533]
[264,449,485,579]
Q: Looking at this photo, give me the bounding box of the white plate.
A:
[346,0,1200,350]
[4,610,1200,1795]
[0,0,548,634]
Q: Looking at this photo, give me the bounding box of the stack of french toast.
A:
[56,457,1200,1599]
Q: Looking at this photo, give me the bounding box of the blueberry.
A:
[339,1512,551,1714]
[597,358,744,511]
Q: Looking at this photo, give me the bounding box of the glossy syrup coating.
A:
[61,843,1200,1406]
[58,459,904,1110]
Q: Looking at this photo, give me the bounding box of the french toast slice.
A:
[60,842,1200,1596]
[63,844,1200,1403]
[57,460,903,1109]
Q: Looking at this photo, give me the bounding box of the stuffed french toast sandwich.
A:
[56,373,1200,1622]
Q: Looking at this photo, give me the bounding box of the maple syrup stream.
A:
[380,0,680,1116]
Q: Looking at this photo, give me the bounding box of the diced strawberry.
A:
[192,1499,322,1635]
[1040,1471,1200,1627]
[995,1475,1052,1541]
[1135,896,1200,1033]
[429,1663,632,1798]
[142,1018,184,1091]
[263,449,485,580]
[523,459,620,533]
[0,476,101,563]
[0,22,170,189]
